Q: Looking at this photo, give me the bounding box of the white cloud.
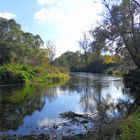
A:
[0,12,16,19]
[34,8,64,22]
[37,0,55,5]
[34,0,103,56]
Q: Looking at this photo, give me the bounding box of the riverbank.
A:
[0,63,69,85]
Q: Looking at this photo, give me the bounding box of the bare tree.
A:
[79,32,91,65]
[46,41,56,62]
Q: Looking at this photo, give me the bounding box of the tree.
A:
[46,41,56,62]
[89,26,108,56]
[79,32,91,65]
[131,0,140,7]
[0,18,22,64]
[101,0,140,68]
[0,17,44,65]
[53,51,83,71]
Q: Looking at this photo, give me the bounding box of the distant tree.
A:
[46,41,56,62]
[53,51,82,71]
[79,32,91,65]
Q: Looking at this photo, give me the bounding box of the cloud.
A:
[34,1,102,25]
[34,7,64,22]
[34,0,103,56]
[37,0,55,5]
[0,12,16,19]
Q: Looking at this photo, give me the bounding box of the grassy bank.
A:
[0,63,69,85]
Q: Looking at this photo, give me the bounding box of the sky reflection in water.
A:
[0,73,130,135]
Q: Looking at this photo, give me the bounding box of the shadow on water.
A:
[0,72,139,139]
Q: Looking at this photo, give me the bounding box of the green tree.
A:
[53,51,82,71]
[0,18,22,64]
[0,17,44,65]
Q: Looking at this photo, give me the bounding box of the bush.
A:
[0,63,69,85]
[120,112,140,140]
[106,69,113,75]
[106,68,125,76]
[0,64,36,84]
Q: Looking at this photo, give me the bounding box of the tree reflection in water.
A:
[0,84,58,131]
[61,73,126,116]
[0,73,137,137]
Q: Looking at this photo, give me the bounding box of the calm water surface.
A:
[0,73,130,136]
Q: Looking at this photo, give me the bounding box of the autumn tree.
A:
[101,0,140,68]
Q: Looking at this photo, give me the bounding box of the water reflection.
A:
[0,85,60,131]
[61,73,126,115]
[0,73,133,135]
[0,85,42,131]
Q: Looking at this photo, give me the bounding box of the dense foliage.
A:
[0,17,69,85]
[53,51,124,75]
[0,17,57,66]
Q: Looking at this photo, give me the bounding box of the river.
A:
[0,73,131,138]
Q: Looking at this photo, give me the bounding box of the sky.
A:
[0,0,103,57]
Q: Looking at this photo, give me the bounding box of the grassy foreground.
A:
[0,63,69,85]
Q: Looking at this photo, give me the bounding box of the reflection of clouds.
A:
[102,81,126,104]
[43,74,128,116]
[74,106,83,114]
[37,118,63,127]
[71,73,127,115]
[44,87,68,102]
[0,73,130,136]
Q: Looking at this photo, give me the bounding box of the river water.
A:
[0,73,131,137]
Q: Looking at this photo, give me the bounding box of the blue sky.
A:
[0,0,103,57]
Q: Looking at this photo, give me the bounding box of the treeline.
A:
[54,0,140,76]
[53,51,124,75]
[0,17,68,84]
[0,17,55,66]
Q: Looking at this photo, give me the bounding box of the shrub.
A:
[0,64,36,84]
[0,63,69,85]
[120,112,140,140]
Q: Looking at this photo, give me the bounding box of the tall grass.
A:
[120,112,140,140]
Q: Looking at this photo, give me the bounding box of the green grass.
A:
[120,112,140,140]
[0,63,69,85]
